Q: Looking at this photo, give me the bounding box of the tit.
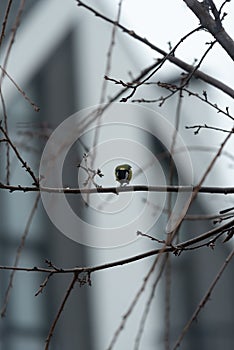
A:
[115,164,132,186]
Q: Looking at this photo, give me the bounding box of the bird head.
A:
[115,164,132,186]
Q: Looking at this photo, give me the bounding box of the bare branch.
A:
[0,123,39,186]
[107,254,163,350]
[183,0,234,61]
[118,26,203,102]
[185,123,234,134]
[76,0,234,98]
[0,66,40,112]
[135,83,233,120]
[0,2,233,349]
[134,256,167,350]
[44,273,78,350]
[35,272,54,297]
[1,194,40,317]
[0,89,10,184]
[99,0,123,104]
[2,182,234,195]
[0,218,234,277]
[0,0,26,87]
[173,247,234,349]
[172,127,234,232]
[0,0,13,48]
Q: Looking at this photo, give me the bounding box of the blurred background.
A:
[0,1,234,349]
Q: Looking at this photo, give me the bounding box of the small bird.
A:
[115,164,132,186]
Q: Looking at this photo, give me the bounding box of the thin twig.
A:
[108,29,214,103]
[1,193,40,317]
[134,256,168,350]
[44,273,78,350]
[0,89,10,184]
[165,83,184,347]
[0,0,13,48]
[107,254,161,350]
[183,0,234,61]
[170,126,234,232]
[0,218,233,281]
[88,0,123,204]
[133,84,233,120]
[144,200,234,223]
[173,247,234,349]
[137,231,166,243]
[76,0,234,98]
[0,66,40,112]
[0,0,25,88]
[118,26,202,102]
[0,123,39,186]
[99,0,123,105]
[35,272,54,297]
[181,40,217,88]
[158,40,217,107]
[186,123,234,134]
[78,153,104,188]
[219,0,231,16]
